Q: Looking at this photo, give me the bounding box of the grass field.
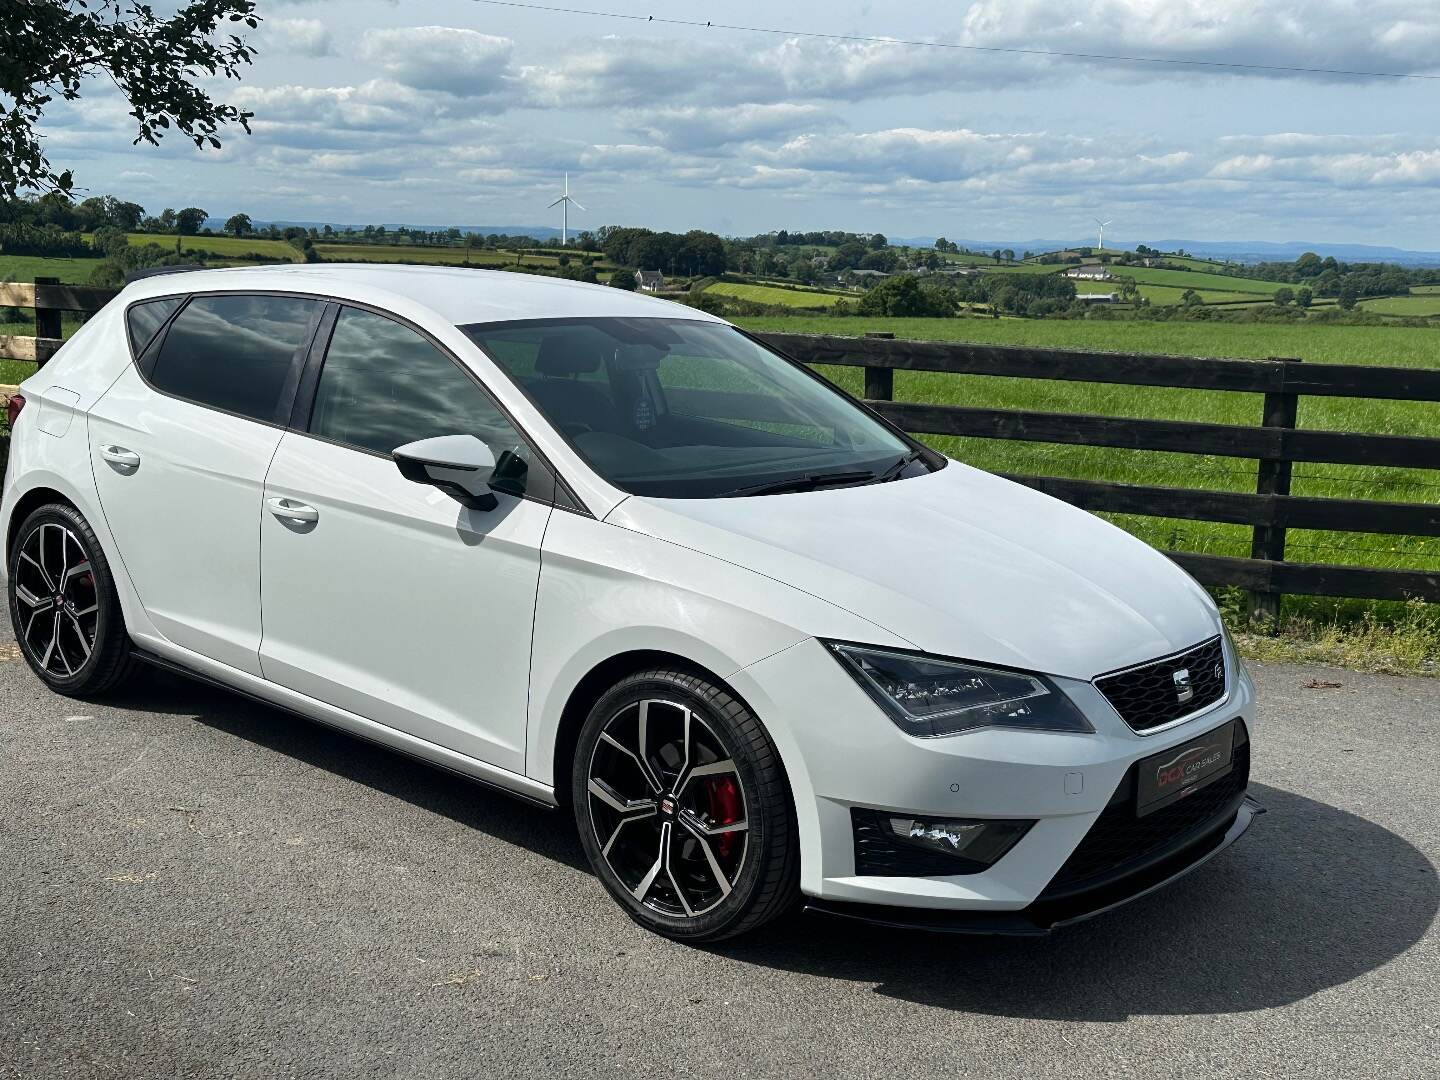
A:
[706,281,849,308]
[1360,294,1440,317]
[118,232,300,261]
[0,254,107,284]
[737,314,1440,622]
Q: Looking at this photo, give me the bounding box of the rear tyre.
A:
[7,503,136,697]
[573,667,800,942]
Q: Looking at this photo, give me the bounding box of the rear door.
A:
[257,305,559,772]
[88,292,323,675]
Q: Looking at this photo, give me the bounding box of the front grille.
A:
[1096,636,1226,732]
[1041,727,1249,897]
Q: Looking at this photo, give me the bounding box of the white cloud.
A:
[257,17,332,57]
[624,104,829,152]
[358,27,515,97]
[958,0,1440,79]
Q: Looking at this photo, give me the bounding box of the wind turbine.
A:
[548,172,585,247]
[1094,217,1113,252]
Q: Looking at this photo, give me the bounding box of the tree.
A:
[0,1,260,197]
[1273,287,1294,307]
[175,207,208,235]
[224,213,252,238]
[91,225,128,257]
[856,274,953,317]
[1180,289,1203,308]
[1338,281,1359,310]
[1295,286,1313,309]
[1002,249,1016,264]
[991,249,1002,264]
[609,270,636,291]
[867,232,888,250]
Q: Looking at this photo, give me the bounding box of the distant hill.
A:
[888,236,1440,267]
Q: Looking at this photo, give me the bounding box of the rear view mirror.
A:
[393,434,498,510]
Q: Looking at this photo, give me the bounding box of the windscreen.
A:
[461,317,912,498]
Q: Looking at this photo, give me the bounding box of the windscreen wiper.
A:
[715,469,878,499]
[874,448,926,483]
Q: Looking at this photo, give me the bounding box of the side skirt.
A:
[131,645,559,809]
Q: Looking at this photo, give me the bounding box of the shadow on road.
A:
[719,781,1438,1020]
[111,666,1436,1021]
[108,665,591,873]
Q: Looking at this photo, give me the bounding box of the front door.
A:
[88,293,322,675]
[258,306,555,773]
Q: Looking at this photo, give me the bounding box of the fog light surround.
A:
[852,808,1035,876]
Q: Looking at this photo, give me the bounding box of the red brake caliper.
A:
[705,776,742,859]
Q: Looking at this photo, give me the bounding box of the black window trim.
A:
[129,288,330,431]
[290,298,588,516]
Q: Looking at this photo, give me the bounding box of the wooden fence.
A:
[0,277,114,363]
[757,331,1440,620]
[2,283,1436,617]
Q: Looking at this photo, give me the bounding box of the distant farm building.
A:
[1065,264,1114,281]
[1077,292,1120,304]
[635,270,665,291]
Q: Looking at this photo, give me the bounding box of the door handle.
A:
[100,445,141,469]
[267,497,319,525]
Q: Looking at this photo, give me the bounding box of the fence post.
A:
[863,331,894,401]
[1247,358,1301,628]
[34,277,61,368]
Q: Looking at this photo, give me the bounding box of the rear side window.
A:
[125,297,182,357]
[309,307,542,499]
[149,295,319,423]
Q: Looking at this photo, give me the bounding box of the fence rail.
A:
[2,285,1436,616]
[757,331,1440,617]
[0,277,111,364]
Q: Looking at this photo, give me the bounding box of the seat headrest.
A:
[535,334,602,377]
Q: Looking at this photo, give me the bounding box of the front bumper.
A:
[727,634,1259,917]
[806,795,1263,935]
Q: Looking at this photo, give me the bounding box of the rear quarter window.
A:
[124,297,183,357]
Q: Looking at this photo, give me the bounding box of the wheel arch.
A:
[549,648,786,812]
[551,649,717,808]
[6,485,77,556]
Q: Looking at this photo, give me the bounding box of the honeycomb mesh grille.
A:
[1042,734,1249,896]
[1095,637,1226,733]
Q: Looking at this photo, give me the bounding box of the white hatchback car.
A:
[3,265,1260,940]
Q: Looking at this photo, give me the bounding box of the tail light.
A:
[4,392,24,429]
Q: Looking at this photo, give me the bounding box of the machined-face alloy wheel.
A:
[8,504,135,697]
[587,698,749,919]
[12,521,98,679]
[574,669,799,941]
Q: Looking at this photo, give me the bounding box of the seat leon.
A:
[2,265,1260,941]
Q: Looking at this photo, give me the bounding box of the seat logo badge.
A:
[660,796,676,817]
[1173,668,1194,704]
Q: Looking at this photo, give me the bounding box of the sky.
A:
[41,0,1440,247]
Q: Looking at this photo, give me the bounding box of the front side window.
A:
[463,317,915,498]
[149,294,319,423]
[310,307,540,498]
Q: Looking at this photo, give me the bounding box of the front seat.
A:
[528,335,621,435]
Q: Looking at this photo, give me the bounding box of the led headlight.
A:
[825,642,1093,738]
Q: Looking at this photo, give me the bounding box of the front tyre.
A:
[573,668,800,942]
[7,503,135,697]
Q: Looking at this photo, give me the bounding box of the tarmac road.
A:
[1,622,1436,1079]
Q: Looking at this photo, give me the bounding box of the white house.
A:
[635,270,665,291]
[1064,264,1113,281]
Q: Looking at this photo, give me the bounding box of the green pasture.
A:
[706,282,849,308]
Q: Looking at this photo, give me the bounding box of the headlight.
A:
[824,642,1093,738]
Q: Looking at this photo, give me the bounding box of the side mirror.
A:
[392,434,498,510]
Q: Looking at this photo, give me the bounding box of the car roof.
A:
[118,263,723,327]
